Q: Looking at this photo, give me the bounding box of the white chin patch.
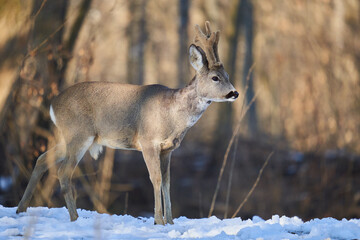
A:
[226,97,237,102]
[211,98,236,103]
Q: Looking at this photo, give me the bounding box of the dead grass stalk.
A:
[208,64,257,217]
[231,151,274,218]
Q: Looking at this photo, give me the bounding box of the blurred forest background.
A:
[0,0,359,221]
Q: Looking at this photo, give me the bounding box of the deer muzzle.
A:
[225,91,239,100]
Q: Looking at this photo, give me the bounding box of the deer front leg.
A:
[142,145,164,225]
[161,151,173,224]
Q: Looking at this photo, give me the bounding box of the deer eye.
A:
[212,76,219,82]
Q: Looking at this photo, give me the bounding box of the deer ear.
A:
[189,44,208,72]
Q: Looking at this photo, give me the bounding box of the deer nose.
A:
[233,91,239,99]
[226,91,239,99]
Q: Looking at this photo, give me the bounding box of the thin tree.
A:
[177,0,190,87]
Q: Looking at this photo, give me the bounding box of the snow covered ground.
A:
[0,205,359,240]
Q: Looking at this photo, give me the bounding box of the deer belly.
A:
[96,136,139,151]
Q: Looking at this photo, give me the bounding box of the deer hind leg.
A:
[161,151,173,224]
[17,144,66,214]
[141,144,164,225]
[58,136,94,221]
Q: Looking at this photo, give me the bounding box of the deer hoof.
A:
[69,211,79,222]
[154,217,165,225]
[166,219,174,225]
[16,204,27,214]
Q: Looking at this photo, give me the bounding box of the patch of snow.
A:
[0,205,359,239]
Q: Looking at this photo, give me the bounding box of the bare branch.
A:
[208,71,259,217]
[231,151,274,218]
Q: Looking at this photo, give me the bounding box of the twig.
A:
[224,134,239,218]
[199,191,203,218]
[75,167,108,214]
[33,126,54,141]
[23,214,38,240]
[95,148,115,209]
[224,64,255,218]
[231,151,274,218]
[124,192,129,215]
[208,92,259,217]
[33,0,48,20]
[208,64,257,217]
[27,20,68,58]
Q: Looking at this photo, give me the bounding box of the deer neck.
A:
[174,76,211,127]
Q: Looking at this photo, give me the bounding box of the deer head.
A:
[189,21,239,102]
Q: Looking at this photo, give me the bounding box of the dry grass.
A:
[231,151,273,218]
[208,64,258,218]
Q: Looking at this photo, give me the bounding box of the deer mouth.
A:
[225,91,239,101]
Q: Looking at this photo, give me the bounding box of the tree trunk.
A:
[241,0,258,137]
[207,0,241,176]
[0,0,92,207]
[177,0,190,87]
[11,0,68,204]
[127,0,147,85]
[208,0,258,176]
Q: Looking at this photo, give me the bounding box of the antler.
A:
[193,21,221,68]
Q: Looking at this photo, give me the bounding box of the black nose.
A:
[233,91,239,99]
[226,91,239,99]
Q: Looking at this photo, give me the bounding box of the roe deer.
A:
[16,21,238,225]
